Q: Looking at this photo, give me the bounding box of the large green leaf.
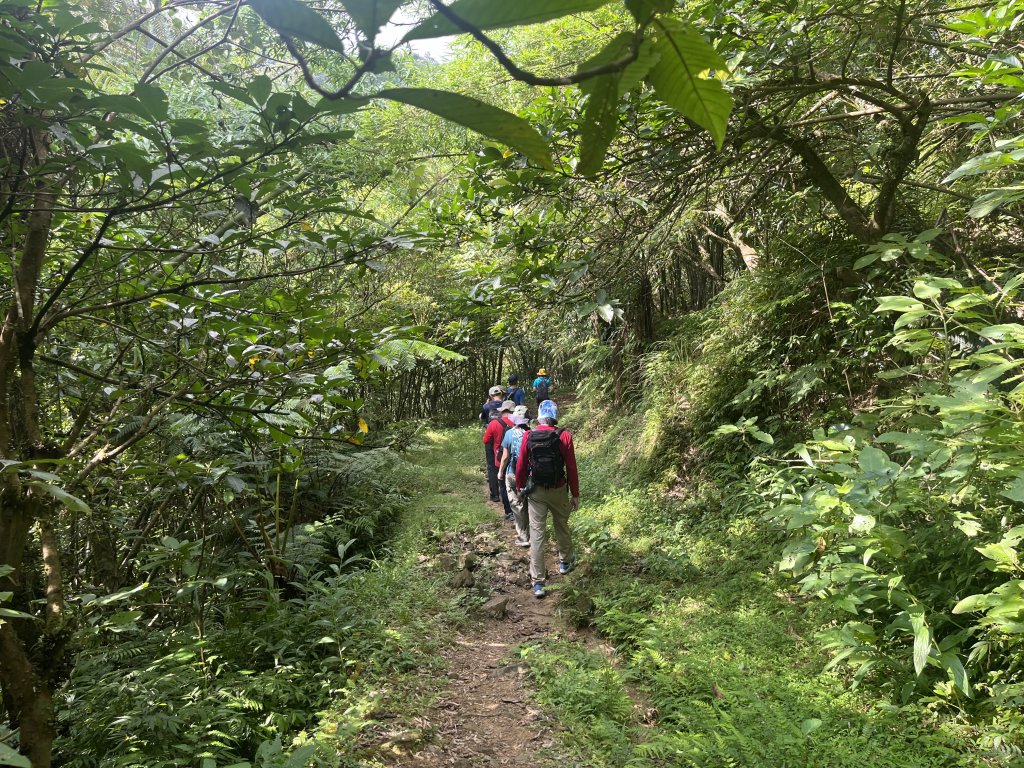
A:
[377,88,553,170]
[28,480,91,514]
[939,652,971,697]
[340,0,405,37]
[969,185,1024,218]
[404,0,613,41]
[875,295,925,313]
[1003,476,1024,503]
[577,32,659,175]
[624,0,674,21]
[952,593,989,614]
[249,0,345,53]
[943,149,1022,183]
[908,608,931,676]
[0,742,31,768]
[646,17,731,148]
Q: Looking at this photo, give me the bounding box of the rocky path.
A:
[407,503,575,768]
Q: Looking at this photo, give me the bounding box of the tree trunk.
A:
[0,129,61,768]
[0,621,53,768]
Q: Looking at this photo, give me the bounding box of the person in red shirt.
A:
[479,385,505,500]
[483,400,516,517]
[515,399,579,598]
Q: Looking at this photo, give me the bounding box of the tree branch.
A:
[424,0,646,87]
[745,107,876,242]
[871,96,932,234]
[83,0,213,63]
[140,1,240,83]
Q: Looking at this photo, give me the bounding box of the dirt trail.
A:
[406,501,573,768]
[383,396,588,766]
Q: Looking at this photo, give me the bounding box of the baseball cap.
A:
[488,385,504,396]
[499,400,516,412]
[538,400,558,420]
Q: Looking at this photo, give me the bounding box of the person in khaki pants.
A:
[514,399,579,599]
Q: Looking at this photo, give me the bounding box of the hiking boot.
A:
[489,495,500,502]
[532,582,545,599]
[558,558,576,575]
[504,512,514,521]
[514,537,530,548]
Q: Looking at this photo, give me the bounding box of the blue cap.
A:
[538,400,558,420]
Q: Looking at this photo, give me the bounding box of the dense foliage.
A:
[0,0,1021,765]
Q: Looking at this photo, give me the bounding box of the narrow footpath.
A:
[395,424,583,768]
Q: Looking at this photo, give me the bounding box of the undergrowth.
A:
[520,426,986,766]
[517,251,1024,766]
[57,429,493,768]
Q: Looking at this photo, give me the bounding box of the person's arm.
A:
[515,438,529,490]
[498,447,511,477]
[561,431,580,502]
[483,421,494,446]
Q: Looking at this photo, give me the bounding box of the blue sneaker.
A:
[558,558,576,575]
[532,582,545,599]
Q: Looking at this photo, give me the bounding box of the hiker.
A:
[506,374,526,408]
[515,399,579,599]
[479,386,505,501]
[532,368,552,406]
[497,413,531,548]
[483,400,516,514]
[479,385,505,427]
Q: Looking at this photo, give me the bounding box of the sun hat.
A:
[538,400,558,420]
[537,368,547,376]
[513,405,529,418]
[499,400,516,412]
[488,385,504,396]
[512,415,529,426]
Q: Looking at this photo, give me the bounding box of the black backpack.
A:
[527,428,565,488]
[535,378,550,401]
